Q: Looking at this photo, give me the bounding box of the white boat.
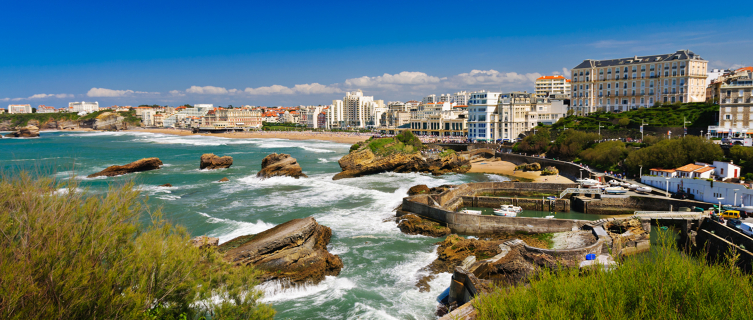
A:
[493,208,518,217]
[628,184,639,190]
[619,182,630,187]
[604,187,627,195]
[577,178,600,187]
[461,209,482,215]
[545,215,555,219]
[499,204,523,213]
[589,184,607,189]
[635,186,652,193]
[609,180,620,185]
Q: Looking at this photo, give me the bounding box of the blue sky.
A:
[1,0,751,108]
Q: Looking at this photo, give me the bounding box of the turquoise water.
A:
[1,131,516,320]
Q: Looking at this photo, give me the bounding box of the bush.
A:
[473,231,753,319]
[516,128,550,154]
[0,173,275,319]
[579,140,629,171]
[396,130,423,149]
[625,135,723,174]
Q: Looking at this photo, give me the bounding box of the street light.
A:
[664,177,671,198]
[734,189,740,207]
[639,165,643,182]
[717,197,725,214]
[598,121,604,137]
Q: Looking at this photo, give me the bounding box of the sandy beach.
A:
[468,159,574,183]
[127,128,372,144]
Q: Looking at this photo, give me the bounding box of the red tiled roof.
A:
[695,167,715,173]
[675,164,704,172]
[650,168,676,173]
[537,75,566,80]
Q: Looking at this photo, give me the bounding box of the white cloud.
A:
[27,93,74,99]
[87,88,133,97]
[169,90,185,97]
[0,98,8,102]
[562,67,571,78]
[244,83,340,95]
[185,86,231,95]
[345,71,443,88]
[449,69,542,86]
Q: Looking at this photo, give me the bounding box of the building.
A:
[305,106,326,128]
[8,104,32,114]
[535,75,571,98]
[707,68,753,137]
[495,92,567,141]
[36,105,56,113]
[201,108,262,129]
[408,110,467,137]
[327,100,344,128]
[69,101,100,113]
[141,109,156,127]
[707,68,728,86]
[412,102,454,120]
[467,91,502,141]
[438,93,452,103]
[331,90,380,128]
[452,91,470,106]
[570,50,708,115]
[422,94,437,104]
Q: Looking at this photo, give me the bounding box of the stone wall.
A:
[459,196,571,212]
[696,229,753,273]
[493,152,596,181]
[432,182,578,207]
[574,195,710,215]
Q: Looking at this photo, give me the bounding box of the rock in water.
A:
[4,125,40,138]
[333,147,471,180]
[223,217,343,284]
[218,177,229,182]
[408,185,431,196]
[87,158,163,178]
[159,183,173,187]
[257,153,308,179]
[397,214,451,237]
[200,153,233,170]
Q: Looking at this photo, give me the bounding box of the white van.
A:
[740,223,753,237]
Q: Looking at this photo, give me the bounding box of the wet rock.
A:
[333,147,470,180]
[222,217,343,284]
[218,177,229,182]
[191,236,219,248]
[4,125,40,138]
[257,153,307,179]
[87,157,162,178]
[159,183,173,187]
[397,214,451,238]
[200,153,233,170]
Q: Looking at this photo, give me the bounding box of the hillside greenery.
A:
[0,173,275,319]
[0,110,142,128]
[625,135,724,174]
[548,103,718,131]
[473,232,753,320]
[351,131,424,156]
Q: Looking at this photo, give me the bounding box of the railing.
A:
[560,188,602,198]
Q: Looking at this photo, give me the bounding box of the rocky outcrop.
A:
[200,153,233,170]
[408,185,431,196]
[222,217,343,284]
[397,214,451,238]
[191,236,219,248]
[90,112,127,131]
[87,157,163,178]
[218,177,229,182]
[515,162,541,172]
[333,148,470,180]
[4,125,40,138]
[257,153,307,179]
[541,166,559,176]
[159,183,173,187]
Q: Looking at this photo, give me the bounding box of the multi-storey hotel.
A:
[7,104,33,114]
[497,92,569,141]
[467,91,502,141]
[535,75,571,98]
[708,68,753,137]
[570,50,708,115]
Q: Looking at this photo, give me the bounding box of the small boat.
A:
[493,208,518,217]
[546,196,557,201]
[545,215,555,219]
[589,184,607,189]
[604,187,627,195]
[497,204,522,213]
[609,180,620,185]
[577,178,600,186]
[635,186,652,193]
[619,182,630,187]
[628,184,639,190]
[461,209,482,215]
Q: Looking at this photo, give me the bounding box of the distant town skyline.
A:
[2,1,752,108]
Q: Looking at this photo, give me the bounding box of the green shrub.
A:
[439,149,456,157]
[0,173,275,320]
[473,232,753,319]
[396,130,423,149]
[350,142,361,152]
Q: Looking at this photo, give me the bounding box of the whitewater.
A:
[0,131,500,319]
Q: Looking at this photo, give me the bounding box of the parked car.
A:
[739,223,753,237]
[727,218,743,230]
[671,192,695,200]
[722,210,741,220]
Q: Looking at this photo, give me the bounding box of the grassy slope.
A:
[549,103,718,131]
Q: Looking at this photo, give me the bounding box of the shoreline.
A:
[469,159,573,183]
[126,128,371,144]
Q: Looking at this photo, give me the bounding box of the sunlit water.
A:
[1,131,528,319]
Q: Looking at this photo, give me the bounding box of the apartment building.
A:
[408,110,467,137]
[305,106,326,128]
[495,92,567,141]
[37,105,56,113]
[8,104,33,114]
[571,50,708,115]
[468,91,501,141]
[69,101,100,113]
[535,75,571,98]
[422,94,437,104]
[708,68,753,137]
[330,90,380,128]
[452,91,470,106]
[412,102,454,120]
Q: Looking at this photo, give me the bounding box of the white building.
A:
[8,104,33,114]
[306,106,326,128]
[69,101,99,113]
[36,105,57,113]
[468,91,501,141]
[422,94,437,104]
[707,69,728,87]
[331,90,380,128]
[453,91,470,106]
[535,75,571,98]
[438,94,452,103]
[327,100,344,128]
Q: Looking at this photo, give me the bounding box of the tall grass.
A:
[473,231,753,319]
[0,172,275,319]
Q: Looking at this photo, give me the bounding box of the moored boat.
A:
[635,186,652,193]
[461,209,482,215]
[493,208,518,217]
[604,187,627,195]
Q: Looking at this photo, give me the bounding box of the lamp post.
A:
[717,197,724,214]
[734,189,740,207]
[665,177,671,198]
[684,116,691,137]
[639,165,643,182]
[598,121,604,137]
[580,169,584,181]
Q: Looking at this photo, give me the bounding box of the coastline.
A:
[126,128,371,144]
[469,159,573,183]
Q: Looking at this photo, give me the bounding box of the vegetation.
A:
[514,128,551,154]
[579,140,629,171]
[729,146,753,180]
[439,149,456,157]
[0,173,275,319]
[473,232,753,319]
[395,130,422,150]
[0,112,78,127]
[625,135,724,174]
[549,103,718,131]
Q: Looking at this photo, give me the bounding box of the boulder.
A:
[541,166,559,176]
[191,236,219,248]
[200,153,233,170]
[218,177,229,182]
[257,153,308,179]
[408,185,431,196]
[91,112,127,131]
[222,217,343,284]
[397,214,451,238]
[4,125,40,138]
[87,158,163,178]
[159,183,173,187]
[515,162,541,172]
[333,148,470,180]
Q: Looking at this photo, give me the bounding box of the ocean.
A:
[1,131,513,319]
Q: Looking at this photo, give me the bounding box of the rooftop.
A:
[675,164,705,172]
[536,75,566,80]
[574,50,703,69]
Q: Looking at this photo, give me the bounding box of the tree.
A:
[729,145,753,176]
[0,173,275,319]
[617,117,630,126]
[515,128,551,154]
[548,130,601,160]
[625,135,723,174]
[580,141,629,170]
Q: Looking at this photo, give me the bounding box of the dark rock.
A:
[222,217,343,284]
[397,214,451,238]
[333,148,470,180]
[408,185,431,196]
[159,183,173,187]
[200,153,233,170]
[257,153,307,179]
[87,158,162,178]
[218,177,230,182]
[4,125,40,138]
